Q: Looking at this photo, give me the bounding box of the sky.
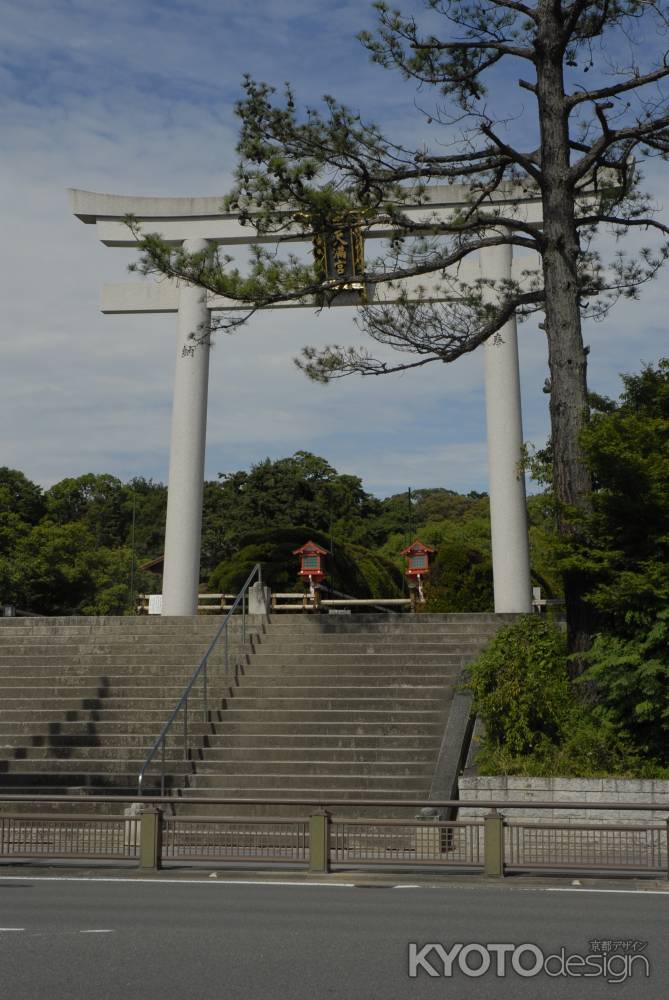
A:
[1,0,668,499]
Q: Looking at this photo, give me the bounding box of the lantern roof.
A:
[399,538,436,557]
[292,539,329,557]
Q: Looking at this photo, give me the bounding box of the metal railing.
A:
[136,564,266,796]
[330,817,484,867]
[505,820,667,873]
[0,796,666,878]
[0,812,139,861]
[162,815,310,863]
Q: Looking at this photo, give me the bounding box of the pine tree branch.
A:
[410,38,535,61]
[480,121,543,182]
[567,62,669,109]
[570,111,669,180]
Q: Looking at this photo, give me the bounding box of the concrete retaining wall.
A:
[458,775,669,824]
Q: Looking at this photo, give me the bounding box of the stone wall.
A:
[458,775,669,824]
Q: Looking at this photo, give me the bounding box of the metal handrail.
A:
[137,563,266,796]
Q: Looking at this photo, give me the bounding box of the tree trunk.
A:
[536,2,594,668]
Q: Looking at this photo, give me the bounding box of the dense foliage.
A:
[469,616,666,777]
[575,361,669,761]
[208,526,403,598]
[468,359,669,773]
[0,453,495,615]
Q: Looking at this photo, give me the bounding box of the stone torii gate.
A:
[69,184,542,617]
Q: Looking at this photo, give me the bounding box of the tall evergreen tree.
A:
[132,1,669,657]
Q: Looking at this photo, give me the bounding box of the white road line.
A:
[0,875,356,888]
[544,887,669,896]
[393,885,421,889]
[0,928,25,932]
[80,929,113,934]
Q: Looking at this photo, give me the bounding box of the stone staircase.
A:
[0,616,260,799]
[0,613,509,812]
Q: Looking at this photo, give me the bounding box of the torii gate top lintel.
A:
[68,184,544,249]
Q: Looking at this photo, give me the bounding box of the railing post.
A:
[309,809,331,874]
[666,818,669,881]
[484,809,505,877]
[140,807,163,870]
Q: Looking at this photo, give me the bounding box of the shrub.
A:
[469,616,570,756]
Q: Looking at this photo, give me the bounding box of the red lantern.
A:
[400,539,435,578]
[400,539,435,605]
[292,540,329,586]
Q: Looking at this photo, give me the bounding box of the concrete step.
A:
[0,685,233,699]
[3,685,226,719]
[0,757,435,778]
[186,746,438,762]
[245,653,476,667]
[186,773,431,791]
[266,613,510,624]
[0,654,253,667]
[193,734,442,750]
[0,626,257,640]
[236,662,467,677]
[0,665,232,680]
[255,635,486,657]
[176,783,431,799]
[0,718,442,737]
[207,696,453,712]
[211,684,454,700]
[0,758,189,774]
[219,673,461,688]
[0,742,437,763]
[0,744,186,761]
[264,622,498,632]
[190,759,435,776]
[200,707,447,722]
[0,641,258,657]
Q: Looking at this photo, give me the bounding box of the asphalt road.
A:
[0,875,667,999]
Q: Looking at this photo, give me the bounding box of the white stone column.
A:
[480,242,532,613]
[161,238,211,616]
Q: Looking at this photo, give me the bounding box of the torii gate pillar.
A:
[162,238,211,616]
[481,243,532,613]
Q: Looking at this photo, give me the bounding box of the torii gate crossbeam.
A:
[69,185,537,616]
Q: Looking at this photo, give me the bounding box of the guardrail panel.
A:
[0,813,139,861]
[161,816,309,863]
[329,818,484,867]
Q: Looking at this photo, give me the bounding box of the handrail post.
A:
[242,588,246,644]
[484,809,505,878]
[140,806,163,870]
[309,809,331,873]
[202,657,208,723]
[161,741,166,796]
[183,699,188,761]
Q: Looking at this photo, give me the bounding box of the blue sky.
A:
[1,0,668,498]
